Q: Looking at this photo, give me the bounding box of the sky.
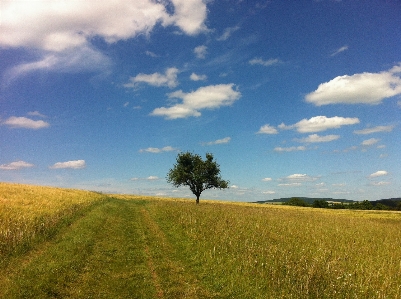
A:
[1,0,400,202]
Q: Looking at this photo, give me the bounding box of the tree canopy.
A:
[167,152,229,204]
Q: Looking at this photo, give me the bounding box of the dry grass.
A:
[0,182,106,259]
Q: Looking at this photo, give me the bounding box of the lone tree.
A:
[167,152,229,204]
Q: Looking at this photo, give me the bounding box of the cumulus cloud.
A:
[354,125,395,135]
[274,146,306,152]
[217,25,240,41]
[1,0,207,78]
[190,73,207,81]
[281,116,360,133]
[194,45,207,59]
[2,116,50,129]
[0,161,34,170]
[295,134,340,143]
[124,67,179,89]
[1,0,207,51]
[361,138,380,146]
[151,84,241,119]
[202,137,231,146]
[139,146,178,153]
[305,64,401,105]
[257,124,278,134]
[262,177,272,182]
[369,170,388,178]
[330,45,348,56]
[249,58,281,67]
[50,160,86,169]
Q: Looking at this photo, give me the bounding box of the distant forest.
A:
[255,197,401,211]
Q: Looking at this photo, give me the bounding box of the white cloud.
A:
[278,183,302,187]
[361,138,380,146]
[281,116,360,133]
[217,25,240,41]
[2,116,50,129]
[124,67,179,89]
[190,73,207,81]
[262,178,272,182]
[249,58,281,67]
[6,46,112,83]
[0,0,207,51]
[274,146,306,152]
[1,0,207,79]
[147,176,159,180]
[262,190,276,194]
[305,64,401,105]
[295,134,340,143]
[257,124,278,134]
[139,146,178,153]
[330,45,348,56]
[286,174,310,180]
[370,181,390,186]
[369,170,388,178]
[27,111,47,118]
[194,45,207,59]
[353,125,395,135]
[151,84,241,119]
[202,137,231,146]
[230,185,239,189]
[50,160,86,169]
[0,161,34,170]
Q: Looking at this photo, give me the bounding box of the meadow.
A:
[1,183,400,298]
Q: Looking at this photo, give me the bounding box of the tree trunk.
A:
[196,195,200,204]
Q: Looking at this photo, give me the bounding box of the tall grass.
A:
[0,183,106,261]
[147,200,401,298]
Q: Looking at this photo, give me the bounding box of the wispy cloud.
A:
[354,125,395,134]
[139,146,178,153]
[0,161,34,170]
[330,45,348,56]
[361,138,380,146]
[295,134,340,143]
[49,160,86,169]
[249,58,281,67]
[274,146,306,152]
[217,25,240,41]
[194,45,207,59]
[124,67,179,89]
[202,137,231,146]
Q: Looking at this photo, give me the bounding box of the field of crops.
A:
[1,183,401,298]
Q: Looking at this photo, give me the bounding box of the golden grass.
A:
[0,182,106,258]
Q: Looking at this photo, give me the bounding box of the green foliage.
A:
[348,200,373,210]
[312,199,329,208]
[285,197,310,207]
[167,152,229,203]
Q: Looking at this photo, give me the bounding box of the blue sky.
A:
[1,0,400,202]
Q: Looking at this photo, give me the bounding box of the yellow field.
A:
[0,182,106,258]
[1,183,401,298]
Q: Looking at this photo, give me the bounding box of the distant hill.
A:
[370,198,401,208]
[254,197,354,204]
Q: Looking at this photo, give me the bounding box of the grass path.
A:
[1,198,210,298]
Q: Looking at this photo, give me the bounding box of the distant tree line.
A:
[284,197,401,211]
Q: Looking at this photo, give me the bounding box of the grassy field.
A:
[1,183,401,298]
